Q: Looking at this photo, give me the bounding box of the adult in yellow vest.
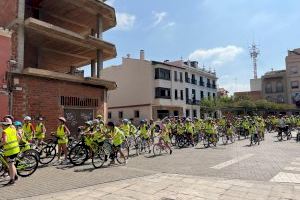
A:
[107,122,126,164]
[35,117,46,146]
[23,116,35,142]
[1,118,20,185]
[56,117,70,163]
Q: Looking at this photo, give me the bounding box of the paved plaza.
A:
[1,132,300,200]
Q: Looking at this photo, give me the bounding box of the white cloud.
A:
[116,12,136,31]
[152,11,167,27]
[164,22,176,28]
[189,45,244,66]
[106,0,115,6]
[220,82,249,95]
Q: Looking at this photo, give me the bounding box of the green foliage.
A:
[200,97,296,112]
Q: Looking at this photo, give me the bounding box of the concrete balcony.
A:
[24,18,116,73]
[25,0,116,36]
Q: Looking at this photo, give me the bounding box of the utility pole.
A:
[249,43,260,79]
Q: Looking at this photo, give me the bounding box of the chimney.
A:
[140,50,145,60]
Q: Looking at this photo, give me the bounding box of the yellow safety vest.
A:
[3,126,20,157]
[23,123,33,141]
[57,125,68,144]
[35,123,45,139]
[111,127,124,146]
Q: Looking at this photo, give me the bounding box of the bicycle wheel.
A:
[178,137,185,148]
[116,150,126,165]
[203,136,209,148]
[153,144,162,156]
[16,154,38,177]
[39,144,56,165]
[222,135,228,145]
[69,144,89,166]
[230,135,235,143]
[0,160,5,177]
[92,148,106,169]
[212,135,218,147]
[134,137,142,156]
[24,149,40,162]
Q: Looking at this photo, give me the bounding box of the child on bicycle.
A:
[1,118,20,185]
[56,117,70,164]
[35,117,46,146]
[158,122,172,155]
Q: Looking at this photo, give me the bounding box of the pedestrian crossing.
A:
[270,157,300,183]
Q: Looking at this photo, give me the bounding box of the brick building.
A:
[0,28,12,117]
[0,0,117,135]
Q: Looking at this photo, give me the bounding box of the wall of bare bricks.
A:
[12,75,105,135]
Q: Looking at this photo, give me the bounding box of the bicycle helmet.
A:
[14,121,22,127]
[1,118,12,125]
[24,116,31,121]
[85,121,93,126]
[58,117,66,123]
[4,115,14,121]
[122,119,129,124]
[107,121,114,127]
[92,119,100,124]
[96,115,103,119]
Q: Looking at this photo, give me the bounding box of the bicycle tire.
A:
[16,154,38,177]
[69,144,89,166]
[203,136,209,148]
[222,135,228,145]
[24,149,40,162]
[116,150,126,165]
[153,144,162,156]
[92,148,106,169]
[39,144,56,165]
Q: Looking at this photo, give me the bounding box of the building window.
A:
[174,71,178,81]
[191,74,197,84]
[199,76,204,86]
[155,87,171,99]
[200,91,204,99]
[60,96,99,107]
[185,88,189,100]
[265,83,272,93]
[213,93,216,99]
[212,80,216,89]
[180,90,184,100]
[185,72,190,83]
[174,110,179,116]
[119,111,123,119]
[291,81,299,89]
[175,89,178,100]
[155,68,171,80]
[134,110,140,118]
[276,82,283,93]
[193,110,197,118]
[207,79,211,88]
[186,109,190,117]
[192,89,196,100]
[179,72,183,82]
[208,92,211,99]
[157,110,169,120]
[108,112,112,119]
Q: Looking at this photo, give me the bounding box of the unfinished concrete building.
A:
[0,0,117,134]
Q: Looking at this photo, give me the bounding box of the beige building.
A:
[286,49,300,106]
[102,50,218,123]
[261,70,287,103]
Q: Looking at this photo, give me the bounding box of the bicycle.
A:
[203,133,218,148]
[153,137,171,156]
[250,132,260,146]
[0,149,38,177]
[38,134,77,165]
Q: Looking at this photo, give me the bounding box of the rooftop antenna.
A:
[249,42,260,79]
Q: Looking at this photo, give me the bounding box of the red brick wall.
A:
[0,0,18,27]
[0,32,11,118]
[12,75,105,135]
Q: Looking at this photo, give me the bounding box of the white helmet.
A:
[24,116,31,121]
[58,117,66,123]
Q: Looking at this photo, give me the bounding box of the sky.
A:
[98,0,300,94]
